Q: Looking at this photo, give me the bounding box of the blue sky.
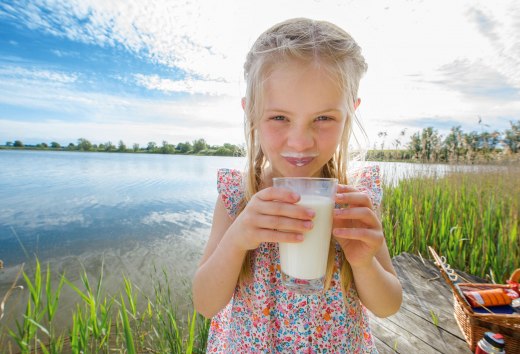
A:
[1,0,519,148]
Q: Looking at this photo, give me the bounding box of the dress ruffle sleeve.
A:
[349,164,383,209]
[217,168,244,218]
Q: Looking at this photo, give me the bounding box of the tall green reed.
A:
[0,261,210,353]
[382,166,519,282]
[2,261,66,354]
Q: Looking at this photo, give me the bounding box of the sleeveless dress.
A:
[206,166,383,353]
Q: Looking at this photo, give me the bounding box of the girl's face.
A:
[258,60,349,179]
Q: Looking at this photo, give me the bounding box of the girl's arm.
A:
[192,197,247,318]
[192,188,314,318]
[333,185,402,318]
[350,238,402,318]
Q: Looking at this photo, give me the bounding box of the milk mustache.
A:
[279,195,334,280]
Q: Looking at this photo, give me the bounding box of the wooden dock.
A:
[370,253,476,353]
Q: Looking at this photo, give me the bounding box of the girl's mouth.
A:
[281,152,318,167]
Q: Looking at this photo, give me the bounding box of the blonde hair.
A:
[239,18,367,298]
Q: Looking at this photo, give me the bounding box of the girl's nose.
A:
[286,125,315,151]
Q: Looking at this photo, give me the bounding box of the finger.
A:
[255,186,301,203]
[256,228,304,243]
[256,200,315,222]
[253,187,315,219]
[332,228,384,247]
[335,191,373,209]
[333,207,381,228]
[336,184,359,193]
[256,214,314,234]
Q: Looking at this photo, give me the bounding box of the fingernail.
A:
[306,209,315,218]
[304,221,313,229]
[333,228,346,236]
[296,234,304,241]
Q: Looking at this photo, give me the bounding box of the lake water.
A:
[0,150,245,266]
[0,150,502,315]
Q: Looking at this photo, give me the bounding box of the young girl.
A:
[193,18,402,352]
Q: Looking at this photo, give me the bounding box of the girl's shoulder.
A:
[348,164,383,208]
[217,168,244,218]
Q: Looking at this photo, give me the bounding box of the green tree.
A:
[118,140,127,152]
[50,142,61,149]
[478,130,500,159]
[77,138,93,151]
[192,138,208,153]
[503,120,520,154]
[408,132,421,160]
[147,142,157,152]
[420,127,439,161]
[5,141,13,147]
[13,140,24,147]
[462,131,480,162]
[222,143,245,156]
[104,141,115,152]
[161,140,174,154]
[215,146,232,156]
[444,126,463,162]
[133,143,140,152]
[176,141,192,153]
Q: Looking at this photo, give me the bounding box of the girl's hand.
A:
[333,184,384,269]
[228,187,315,251]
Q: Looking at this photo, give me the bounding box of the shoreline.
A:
[2,146,519,164]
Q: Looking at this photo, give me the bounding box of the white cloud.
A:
[1,0,519,146]
[465,3,520,85]
[133,74,240,96]
[0,65,78,84]
[0,71,245,145]
[2,0,245,82]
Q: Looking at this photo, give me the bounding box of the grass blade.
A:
[120,295,136,354]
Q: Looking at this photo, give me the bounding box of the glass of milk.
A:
[273,177,338,294]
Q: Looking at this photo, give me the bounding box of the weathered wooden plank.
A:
[370,313,439,353]
[371,252,475,353]
[373,336,396,354]
[372,305,471,353]
[392,253,465,336]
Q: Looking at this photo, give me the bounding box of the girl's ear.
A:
[241,97,246,111]
[354,98,361,110]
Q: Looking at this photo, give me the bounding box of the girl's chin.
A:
[272,166,321,178]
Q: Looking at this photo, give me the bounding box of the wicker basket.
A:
[452,283,520,352]
[429,247,520,353]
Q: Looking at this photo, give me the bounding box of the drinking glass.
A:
[273,177,338,294]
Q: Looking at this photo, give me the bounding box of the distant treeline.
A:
[368,120,520,163]
[3,120,519,162]
[1,138,245,157]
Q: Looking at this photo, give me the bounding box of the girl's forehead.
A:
[262,58,344,91]
[262,61,346,102]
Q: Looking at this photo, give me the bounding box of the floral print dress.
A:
[206,166,383,353]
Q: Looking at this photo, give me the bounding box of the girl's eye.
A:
[271,115,287,121]
[315,116,333,122]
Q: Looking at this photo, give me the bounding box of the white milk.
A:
[279,195,334,280]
